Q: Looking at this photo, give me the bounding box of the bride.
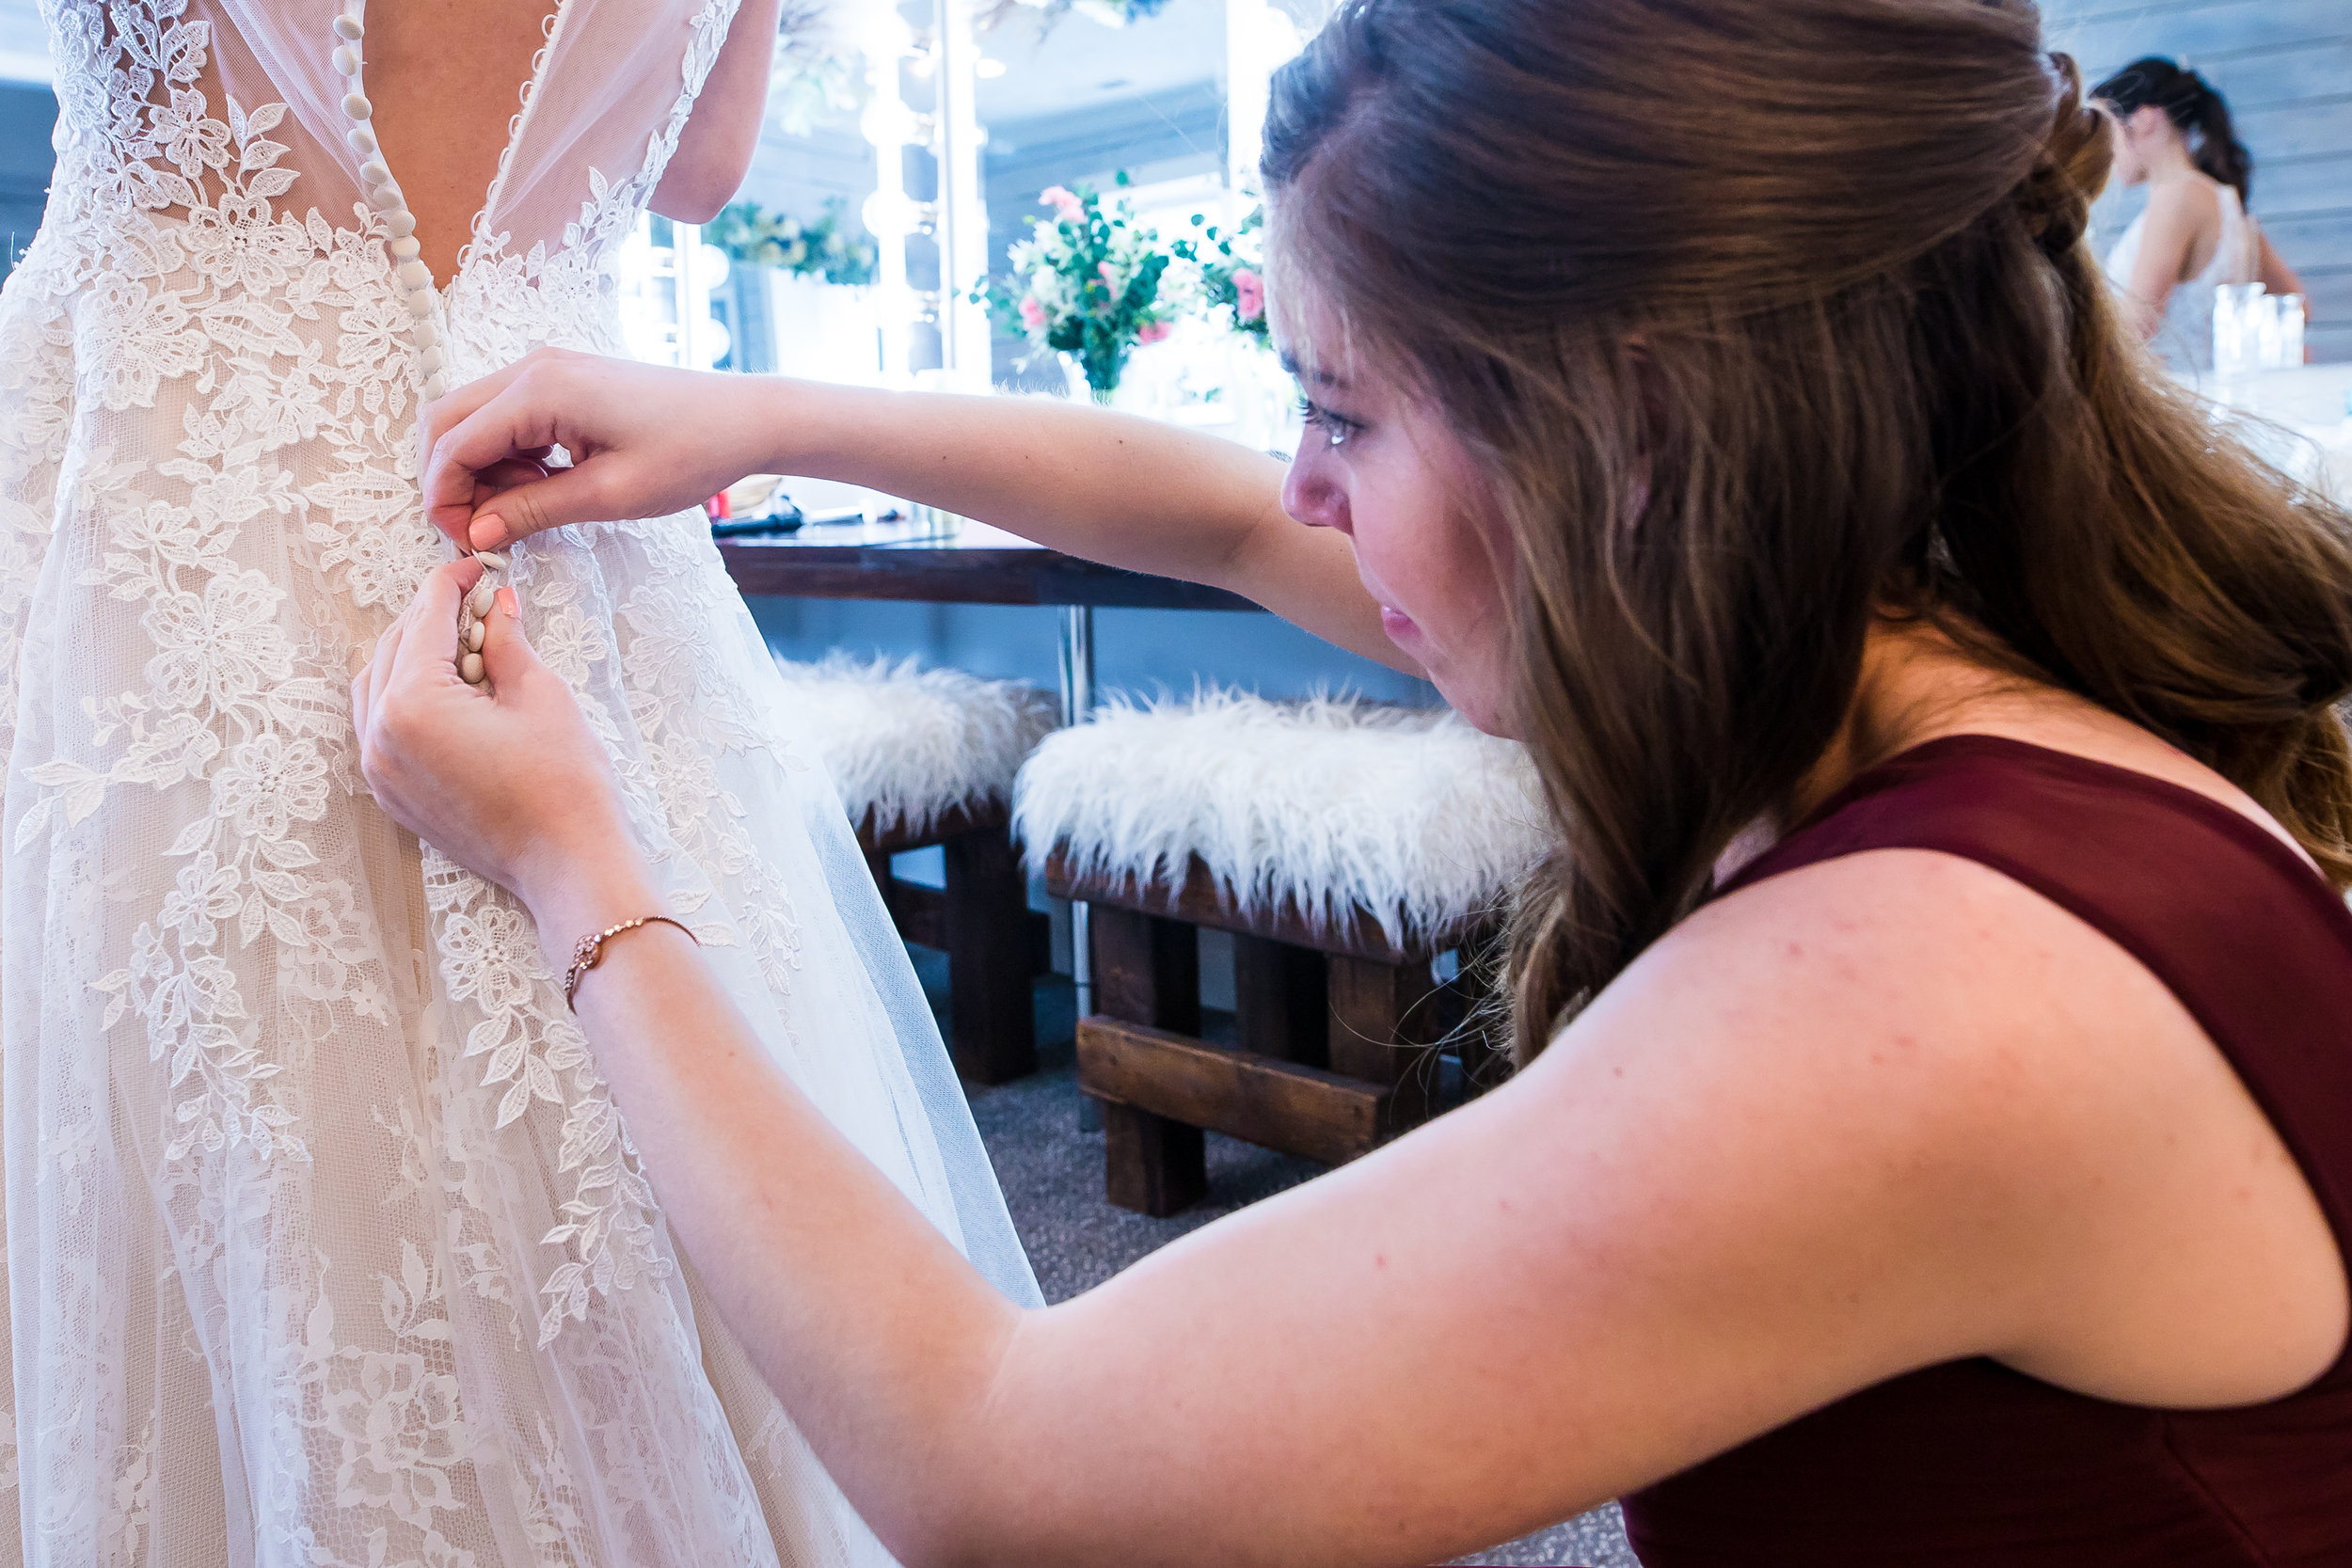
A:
[0,2,1036,1563]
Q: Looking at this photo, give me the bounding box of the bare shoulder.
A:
[2143,172,2223,227]
[1532,844,2346,1405]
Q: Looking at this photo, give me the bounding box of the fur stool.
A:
[772,656,1057,1084]
[1015,691,1549,1214]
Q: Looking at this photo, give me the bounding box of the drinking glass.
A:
[2276,293,2307,369]
[2214,281,2265,377]
[2251,292,2284,371]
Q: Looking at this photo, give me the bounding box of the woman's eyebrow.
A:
[1278,349,1349,389]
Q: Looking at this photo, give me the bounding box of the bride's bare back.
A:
[365,0,775,282]
[362,0,556,283]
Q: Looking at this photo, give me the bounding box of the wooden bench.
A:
[1049,849,1504,1215]
[861,799,1052,1086]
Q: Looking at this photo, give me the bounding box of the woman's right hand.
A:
[421,347,776,553]
[353,557,660,958]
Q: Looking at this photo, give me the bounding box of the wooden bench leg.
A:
[1103,1102,1206,1216]
[1327,954,1443,1138]
[1232,934,1328,1068]
[942,823,1038,1085]
[1091,905,1205,1214]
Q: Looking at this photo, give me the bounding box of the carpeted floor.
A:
[928,952,1638,1568]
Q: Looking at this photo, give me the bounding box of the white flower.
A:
[325,1352,469,1529]
[341,524,436,611]
[76,273,206,410]
[183,192,312,295]
[142,568,294,714]
[438,904,539,1013]
[337,290,413,378]
[148,87,228,175]
[157,851,239,947]
[531,605,608,685]
[211,734,327,842]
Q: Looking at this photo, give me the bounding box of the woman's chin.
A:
[1429,669,1521,738]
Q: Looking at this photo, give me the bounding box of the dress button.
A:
[372,182,405,210]
[332,13,364,40]
[405,291,437,319]
[389,235,421,262]
[345,125,377,156]
[459,652,485,686]
[332,44,362,75]
[341,91,372,120]
[411,319,440,349]
[418,345,443,373]
[384,210,417,239]
[423,374,449,401]
[359,157,391,186]
[397,260,433,291]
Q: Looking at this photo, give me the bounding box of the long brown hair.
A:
[1262,0,2352,1058]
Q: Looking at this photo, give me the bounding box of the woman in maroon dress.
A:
[356,0,2352,1560]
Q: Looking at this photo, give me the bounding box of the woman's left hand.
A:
[353,559,656,935]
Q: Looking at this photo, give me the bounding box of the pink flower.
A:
[1099,261,1120,288]
[1041,186,1085,220]
[1136,320,1172,345]
[1232,268,1265,323]
[1019,296,1048,330]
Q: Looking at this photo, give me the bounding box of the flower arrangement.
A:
[1172,205,1271,349]
[705,199,879,288]
[978,176,1176,400]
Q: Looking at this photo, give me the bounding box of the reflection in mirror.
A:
[696,0,1318,451]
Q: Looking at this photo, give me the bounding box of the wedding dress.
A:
[0,3,1040,1564]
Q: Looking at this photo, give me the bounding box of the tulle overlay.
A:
[0,2,1036,1563]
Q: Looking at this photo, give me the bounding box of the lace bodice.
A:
[35,0,733,384]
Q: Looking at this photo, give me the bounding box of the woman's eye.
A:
[1295,396,1359,449]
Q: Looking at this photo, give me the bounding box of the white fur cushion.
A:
[771,654,1057,834]
[1014,689,1549,944]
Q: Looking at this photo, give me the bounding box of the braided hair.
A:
[2093,55,2254,206]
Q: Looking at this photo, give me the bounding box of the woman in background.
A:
[2095,55,2306,366]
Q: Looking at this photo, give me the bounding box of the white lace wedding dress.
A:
[0,3,1040,1564]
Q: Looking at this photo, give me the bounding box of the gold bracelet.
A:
[563,914,698,1011]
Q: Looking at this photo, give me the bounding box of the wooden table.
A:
[718,516,1258,612]
[719,515,1263,1031]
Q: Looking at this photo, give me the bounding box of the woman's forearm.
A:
[747,379,1414,673]
[760,379,1283,581]
[426,352,1416,674]
[528,858,1025,1564]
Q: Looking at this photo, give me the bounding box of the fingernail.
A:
[495,587,517,617]
[470,514,505,548]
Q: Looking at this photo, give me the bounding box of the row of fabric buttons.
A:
[333,5,506,685]
[331,8,446,402]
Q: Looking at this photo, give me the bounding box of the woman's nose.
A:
[1282,454,1352,535]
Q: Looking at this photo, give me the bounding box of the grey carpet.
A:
[926,952,1638,1567]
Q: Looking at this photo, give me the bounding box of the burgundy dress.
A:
[1618,735,2352,1566]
